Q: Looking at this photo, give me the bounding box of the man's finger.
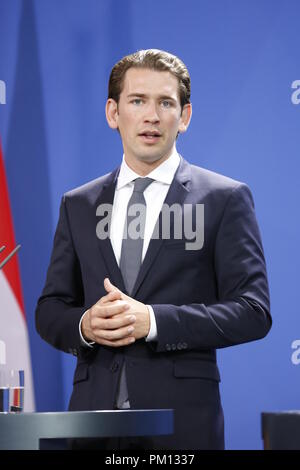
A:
[96,324,135,341]
[99,314,136,330]
[95,336,135,348]
[92,301,130,318]
[97,290,122,305]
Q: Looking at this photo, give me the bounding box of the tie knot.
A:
[133,177,154,193]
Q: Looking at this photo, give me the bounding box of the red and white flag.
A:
[0,139,35,411]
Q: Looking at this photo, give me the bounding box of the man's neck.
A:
[124,149,175,176]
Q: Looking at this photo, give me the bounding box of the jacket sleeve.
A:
[150,183,272,352]
[35,196,86,354]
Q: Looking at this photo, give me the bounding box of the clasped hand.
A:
[81,278,150,347]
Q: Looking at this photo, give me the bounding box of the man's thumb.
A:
[104,277,119,293]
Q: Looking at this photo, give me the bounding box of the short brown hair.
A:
[108,49,191,109]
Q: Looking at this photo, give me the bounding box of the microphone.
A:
[0,245,21,270]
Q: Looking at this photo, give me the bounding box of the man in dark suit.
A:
[35,49,271,450]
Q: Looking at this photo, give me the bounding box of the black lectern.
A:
[0,409,173,450]
[262,411,300,449]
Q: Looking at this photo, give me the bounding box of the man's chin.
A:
[136,154,161,163]
[134,150,171,164]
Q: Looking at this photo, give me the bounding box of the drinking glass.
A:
[0,368,10,412]
[9,369,24,413]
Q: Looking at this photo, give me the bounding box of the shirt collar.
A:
[116,148,180,190]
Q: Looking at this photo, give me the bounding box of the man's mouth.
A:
[138,131,162,143]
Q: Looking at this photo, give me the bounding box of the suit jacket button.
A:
[171,344,177,350]
[182,342,187,349]
[166,344,171,351]
[110,362,119,372]
[177,343,182,350]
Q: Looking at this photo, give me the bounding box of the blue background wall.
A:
[0,0,299,449]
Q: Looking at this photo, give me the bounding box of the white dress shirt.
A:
[80,149,180,346]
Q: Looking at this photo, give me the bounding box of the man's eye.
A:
[132,99,143,105]
[161,100,171,108]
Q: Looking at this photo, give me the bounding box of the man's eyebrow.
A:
[127,93,177,101]
[158,95,177,102]
[127,93,147,99]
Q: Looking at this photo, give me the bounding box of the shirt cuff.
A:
[79,310,95,348]
[145,305,158,342]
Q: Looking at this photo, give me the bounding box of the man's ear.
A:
[105,98,119,129]
[178,103,192,134]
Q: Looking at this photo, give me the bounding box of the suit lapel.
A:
[95,167,127,292]
[131,156,192,298]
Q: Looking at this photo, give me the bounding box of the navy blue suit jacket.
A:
[36,156,271,449]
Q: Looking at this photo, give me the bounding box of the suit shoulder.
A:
[63,170,116,204]
[190,164,245,191]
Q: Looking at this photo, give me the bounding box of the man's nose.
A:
[144,102,160,123]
